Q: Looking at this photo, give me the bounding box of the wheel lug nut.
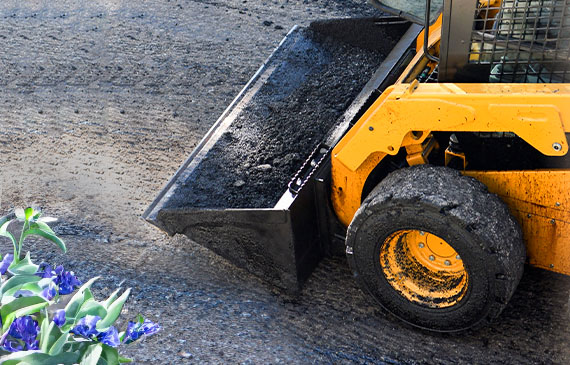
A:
[444,260,451,266]
[456,255,461,260]
[419,243,425,248]
[429,255,435,261]
[419,231,425,236]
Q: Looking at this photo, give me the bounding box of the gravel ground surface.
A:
[0,0,569,364]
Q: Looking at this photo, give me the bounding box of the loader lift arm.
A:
[331,81,570,227]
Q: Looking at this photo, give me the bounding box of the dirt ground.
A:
[0,0,569,363]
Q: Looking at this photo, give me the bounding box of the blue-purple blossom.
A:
[123,317,161,344]
[35,263,82,295]
[36,263,54,279]
[1,316,40,352]
[97,326,120,347]
[54,265,82,295]
[53,309,66,327]
[71,315,101,338]
[41,281,58,301]
[0,253,13,274]
[2,339,23,352]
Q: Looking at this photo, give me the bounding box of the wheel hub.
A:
[407,231,464,273]
[380,229,469,308]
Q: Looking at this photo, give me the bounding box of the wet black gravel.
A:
[168,20,406,209]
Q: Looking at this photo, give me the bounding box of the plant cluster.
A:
[0,208,159,364]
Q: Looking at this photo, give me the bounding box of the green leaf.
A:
[1,282,43,305]
[0,351,81,365]
[30,221,56,235]
[40,318,54,353]
[102,288,121,309]
[77,298,107,319]
[24,207,34,221]
[8,252,39,275]
[84,288,94,302]
[0,215,17,247]
[1,296,49,331]
[0,295,47,320]
[100,344,119,365]
[22,228,66,253]
[40,318,70,356]
[32,210,42,221]
[65,341,89,354]
[0,212,16,225]
[65,276,100,320]
[48,332,69,356]
[118,355,134,363]
[1,275,41,295]
[96,288,130,331]
[79,343,103,365]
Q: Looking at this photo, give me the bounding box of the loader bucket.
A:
[143,18,421,292]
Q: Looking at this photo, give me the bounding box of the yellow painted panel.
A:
[465,170,570,275]
[334,83,570,172]
[331,82,570,227]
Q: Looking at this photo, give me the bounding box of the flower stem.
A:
[16,220,28,262]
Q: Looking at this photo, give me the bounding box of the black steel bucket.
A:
[143,17,420,292]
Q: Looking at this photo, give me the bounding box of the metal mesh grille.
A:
[468,0,570,82]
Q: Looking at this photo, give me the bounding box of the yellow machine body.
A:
[331,28,570,276]
[465,170,570,275]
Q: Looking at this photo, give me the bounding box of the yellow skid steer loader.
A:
[145,0,570,332]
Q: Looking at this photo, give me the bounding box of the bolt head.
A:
[550,219,556,225]
[456,255,461,260]
[444,260,451,266]
[429,255,435,261]
[553,142,562,151]
[419,243,425,248]
[419,231,425,236]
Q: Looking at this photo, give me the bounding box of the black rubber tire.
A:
[345,165,526,332]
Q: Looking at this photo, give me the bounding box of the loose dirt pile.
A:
[168,20,407,209]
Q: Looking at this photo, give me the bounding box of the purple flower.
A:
[71,315,101,338]
[97,326,120,347]
[36,264,82,295]
[1,316,40,352]
[36,263,55,279]
[123,317,161,344]
[8,316,39,343]
[0,253,13,274]
[2,339,24,352]
[53,309,66,327]
[53,265,82,295]
[41,281,58,301]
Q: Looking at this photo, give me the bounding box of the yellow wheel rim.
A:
[380,230,469,308]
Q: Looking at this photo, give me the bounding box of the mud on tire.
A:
[345,165,526,332]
